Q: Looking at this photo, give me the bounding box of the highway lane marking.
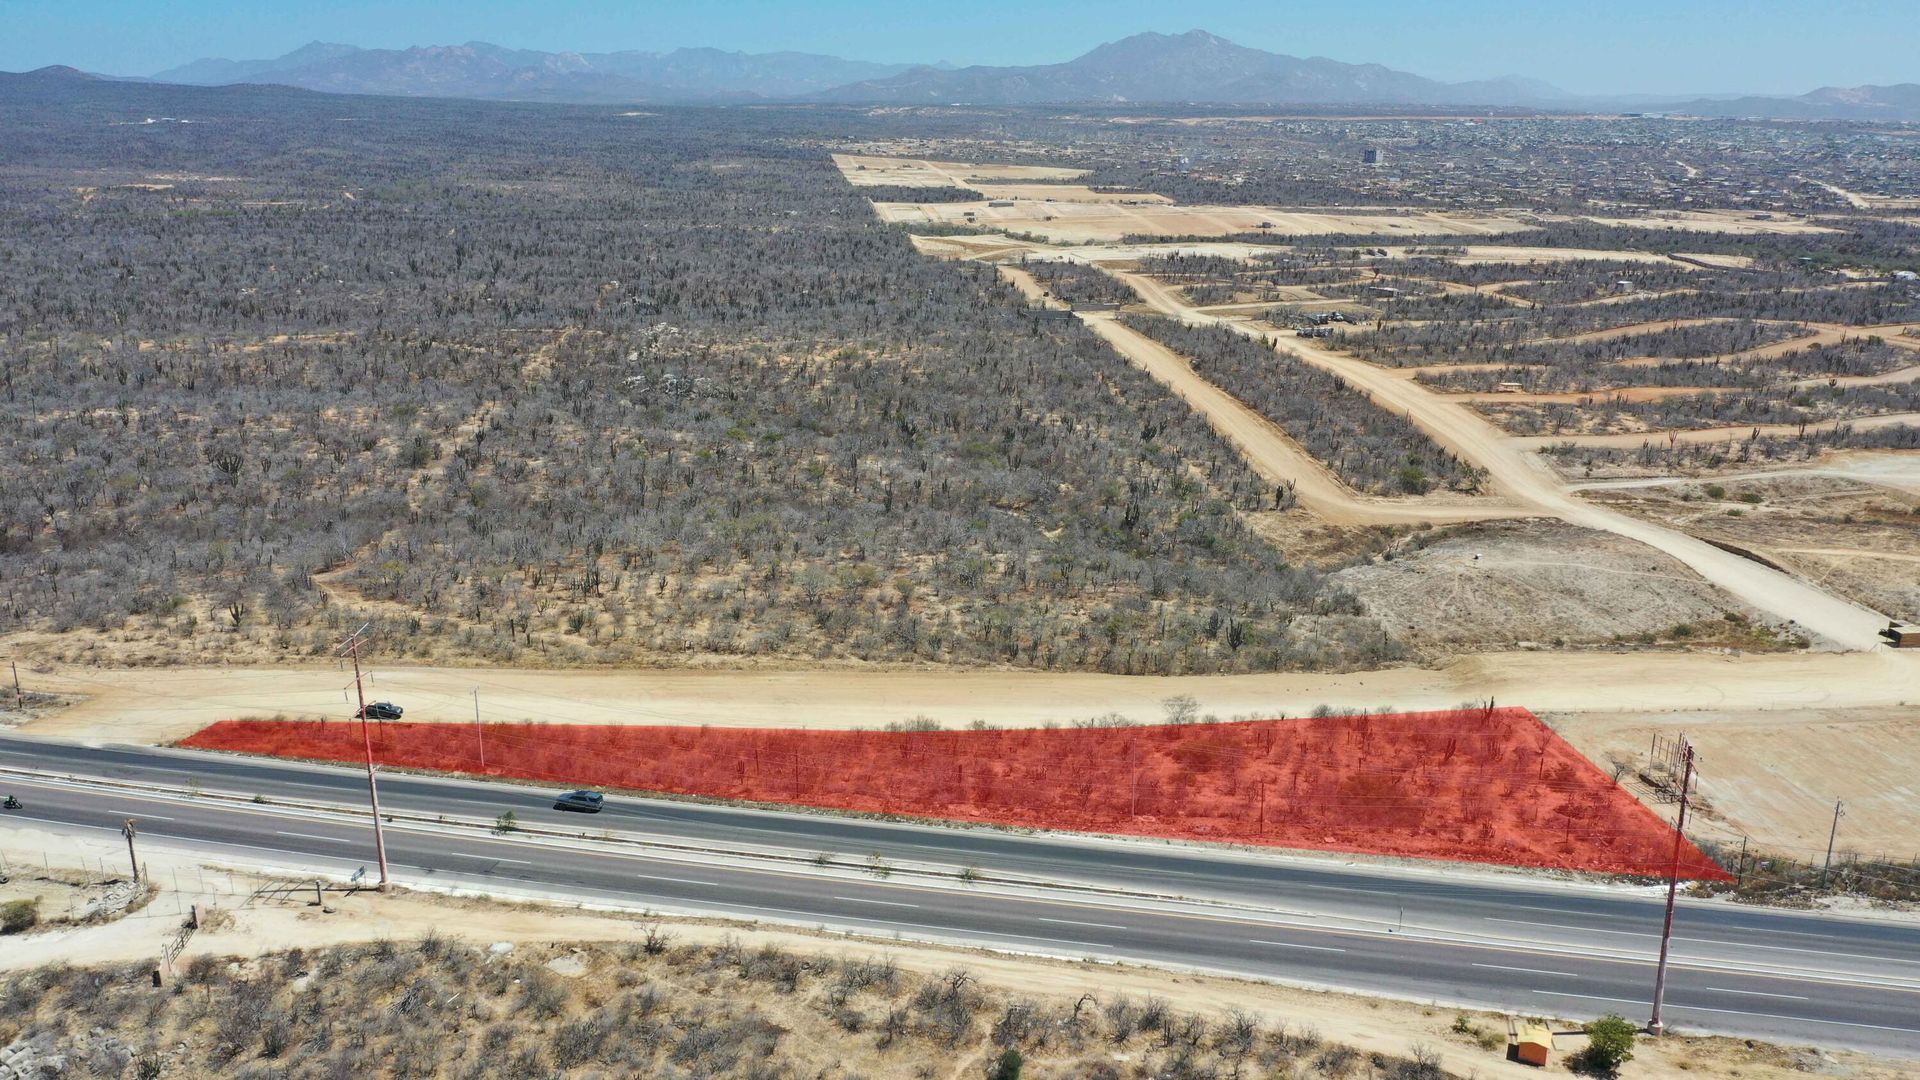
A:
[1702,987,1809,1001]
[633,873,719,887]
[1530,991,1920,1033]
[1678,937,1920,967]
[1487,918,1652,937]
[274,831,352,843]
[736,906,1112,950]
[832,896,921,908]
[455,854,531,865]
[1037,917,1127,930]
[1532,991,1643,1006]
[1250,939,1346,953]
[1473,963,1579,978]
[1497,903,1623,919]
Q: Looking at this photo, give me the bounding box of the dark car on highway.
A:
[355,702,404,721]
[554,790,605,813]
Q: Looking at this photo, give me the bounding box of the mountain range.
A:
[70,30,1920,120]
[150,41,921,103]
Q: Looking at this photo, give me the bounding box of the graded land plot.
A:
[830,152,1088,187]
[180,707,1728,879]
[1330,519,1788,654]
[1570,209,1845,235]
[1550,707,1920,858]
[1578,471,1920,622]
[872,199,1532,243]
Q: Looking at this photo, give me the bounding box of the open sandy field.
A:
[1551,707,1920,858]
[875,199,1533,243]
[1332,519,1781,653]
[14,650,1920,748]
[1581,471,1920,622]
[831,153,1088,187]
[1572,209,1843,235]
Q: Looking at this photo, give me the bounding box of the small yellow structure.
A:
[1508,1018,1554,1067]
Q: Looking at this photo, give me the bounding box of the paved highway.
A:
[4,735,1918,1055]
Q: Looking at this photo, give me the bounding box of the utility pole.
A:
[472,688,486,771]
[338,624,390,891]
[121,819,140,883]
[1648,738,1695,1037]
[8,658,20,712]
[1821,799,1846,889]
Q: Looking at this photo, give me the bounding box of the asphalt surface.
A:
[4,734,1918,1055]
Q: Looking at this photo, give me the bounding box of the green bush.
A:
[1573,1014,1636,1076]
[989,1048,1023,1080]
[0,898,38,934]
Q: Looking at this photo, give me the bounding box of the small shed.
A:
[1509,1018,1554,1066]
[1880,622,1920,648]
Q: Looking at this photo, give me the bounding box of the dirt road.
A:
[1073,306,1527,526]
[1091,262,1894,650]
[15,649,1920,745]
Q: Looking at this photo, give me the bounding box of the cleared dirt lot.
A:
[830,153,1087,187]
[1333,520,1783,653]
[1551,707,1920,857]
[1583,472,1920,621]
[1571,209,1844,235]
[15,649,1920,747]
[875,199,1532,243]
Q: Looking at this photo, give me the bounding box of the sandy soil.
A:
[1061,294,1525,528]
[1570,209,1843,236]
[1584,472,1920,622]
[0,823,1901,1079]
[1096,262,1893,649]
[17,649,1920,747]
[877,199,1532,243]
[1511,412,1920,451]
[831,153,1087,187]
[1551,708,1920,858]
[1333,520,1778,653]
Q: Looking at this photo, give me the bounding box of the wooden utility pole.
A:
[1648,739,1695,1036]
[122,819,140,883]
[1821,799,1846,889]
[9,659,20,712]
[338,625,390,891]
[472,688,486,770]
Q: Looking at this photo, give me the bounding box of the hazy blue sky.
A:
[3,0,1912,96]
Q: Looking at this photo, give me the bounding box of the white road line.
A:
[1498,903,1621,919]
[459,854,530,865]
[832,896,920,908]
[633,873,718,887]
[274,831,349,843]
[1532,991,1645,1006]
[1251,939,1347,953]
[1680,937,1920,967]
[1036,917,1127,930]
[1487,918,1653,937]
[1473,963,1579,978]
[1703,987,1810,1001]
[734,907,1112,950]
[1663,1003,1920,1034]
[126,813,177,821]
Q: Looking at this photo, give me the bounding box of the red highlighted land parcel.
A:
[180,707,1728,879]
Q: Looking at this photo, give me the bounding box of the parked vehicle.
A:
[355,702,404,721]
[553,790,605,813]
